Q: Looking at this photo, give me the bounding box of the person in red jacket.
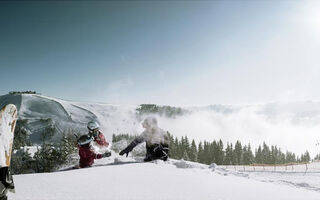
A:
[77,134,110,168]
[87,121,109,148]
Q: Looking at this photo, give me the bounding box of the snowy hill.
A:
[8,154,320,200]
[0,93,139,143]
[1,93,320,156]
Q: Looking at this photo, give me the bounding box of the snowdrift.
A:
[9,155,320,200]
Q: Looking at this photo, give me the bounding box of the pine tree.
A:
[278,148,286,164]
[224,143,233,165]
[285,151,296,163]
[234,141,242,165]
[209,141,217,164]
[203,141,210,164]
[242,145,254,165]
[167,132,175,158]
[215,140,224,165]
[314,154,320,161]
[10,149,34,174]
[198,142,204,163]
[182,150,190,161]
[173,137,180,159]
[300,151,311,162]
[262,142,271,164]
[189,139,198,162]
[255,145,262,164]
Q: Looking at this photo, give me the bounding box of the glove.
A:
[102,151,112,158]
[119,149,129,157]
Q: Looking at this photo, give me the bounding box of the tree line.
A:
[113,133,312,165]
[168,134,311,165]
[9,91,38,95]
[136,104,187,118]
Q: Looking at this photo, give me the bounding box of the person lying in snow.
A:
[119,116,170,162]
[77,134,111,168]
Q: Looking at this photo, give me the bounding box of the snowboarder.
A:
[87,121,109,148]
[0,104,17,200]
[77,134,111,168]
[119,116,170,162]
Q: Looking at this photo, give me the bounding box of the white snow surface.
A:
[9,154,320,200]
[218,162,320,193]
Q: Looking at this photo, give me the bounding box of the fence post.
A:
[305,163,308,173]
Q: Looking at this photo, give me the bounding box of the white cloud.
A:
[155,104,320,157]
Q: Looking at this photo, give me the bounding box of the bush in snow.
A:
[11,130,78,174]
[10,148,36,174]
[209,163,217,171]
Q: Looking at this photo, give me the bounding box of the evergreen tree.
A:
[224,143,233,165]
[285,151,296,163]
[314,154,320,161]
[167,132,176,159]
[262,142,271,164]
[198,142,204,163]
[215,140,224,165]
[277,148,286,164]
[183,136,191,158]
[242,144,254,165]
[300,151,311,162]
[10,149,34,174]
[189,139,198,162]
[234,141,242,165]
[209,141,217,164]
[255,145,262,164]
[270,145,277,164]
[203,141,210,164]
[173,137,180,159]
[59,131,78,164]
[182,150,190,161]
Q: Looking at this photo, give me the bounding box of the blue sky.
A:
[1,1,320,105]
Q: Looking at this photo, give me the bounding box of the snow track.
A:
[9,156,320,200]
[216,164,320,193]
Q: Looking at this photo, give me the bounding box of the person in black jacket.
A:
[119,116,169,161]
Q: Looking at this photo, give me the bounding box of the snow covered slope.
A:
[0,93,140,143]
[9,155,320,200]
